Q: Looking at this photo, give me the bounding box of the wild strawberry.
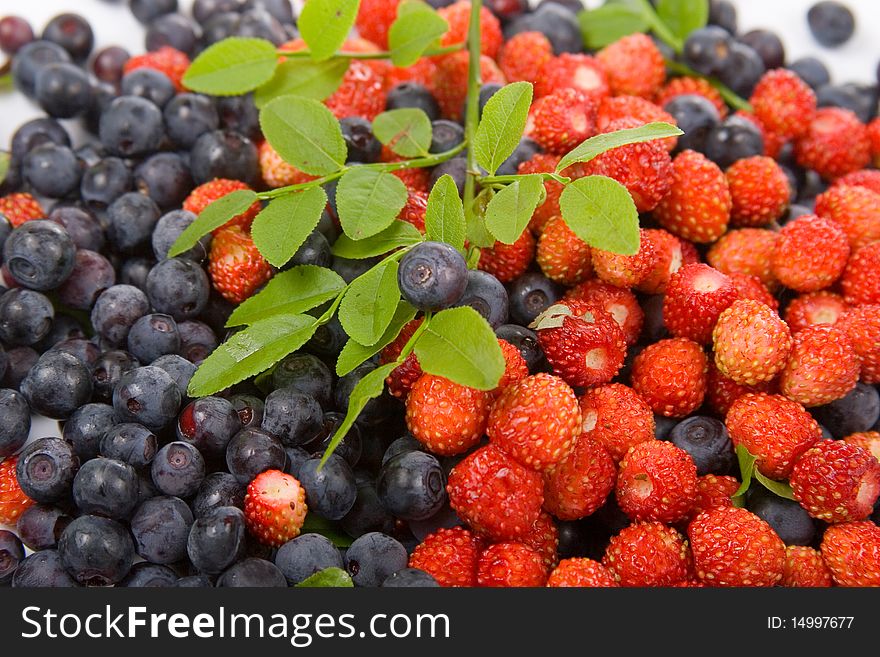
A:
[517,153,565,234]
[380,318,422,360]
[405,374,492,457]
[844,431,880,462]
[814,184,880,250]
[616,441,698,523]
[688,506,785,587]
[782,546,833,587]
[384,58,437,91]
[688,473,739,521]
[655,76,728,118]
[437,1,503,59]
[712,299,792,386]
[126,46,189,90]
[243,469,308,547]
[663,264,738,345]
[354,0,399,49]
[726,393,822,479]
[706,361,772,416]
[0,192,43,227]
[591,229,658,289]
[533,301,628,389]
[527,89,597,154]
[869,117,880,166]
[476,542,548,587]
[408,526,483,587]
[631,337,708,418]
[433,51,505,120]
[536,216,593,285]
[578,383,655,463]
[385,354,422,399]
[534,53,610,102]
[772,215,850,293]
[602,522,690,587]
[183,179,261,233]
[597,95,678,151]
[326,60,387,121]
[477,229,535,283]
[834,169,880,196]
[0,457,34,525]
[497,31,553,85]
[725,155,790,227]
[487,373,580,472]
[795,107,871,180]
[565,280,644,345]
[597,33,665,99]
[653,150,731,243]
[707,228,779,289]
[208,225,273,304]
[784,291,847,334]
[447,444,544,541]
[518,511,559,569]
[546,558,618,587]
[543,435,615,521]
[495,339,529,393]
[820,521,880,586]
[397,190,428,233]
[389,165,431,195]
[790,440,880,523]
[841,241,880,306]
[779,325,860,407]
[729,273,779,310]
[635,228,686,294]
[259,140,316,188]
[750,68,817,140]
[837,304,880,383]
[734,110,787,160]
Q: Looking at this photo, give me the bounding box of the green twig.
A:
[480,173,571,186]
[462,0,483,240]
[665,58,753,112]
[278,43,464,61]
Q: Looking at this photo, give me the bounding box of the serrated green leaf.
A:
[473,82,533,176]
[559,175,640,255]
[260,95,347,175]
[254,58,349,107]
[336,168,408,240]
[338,260,401,346]
[298,0,360,62]
[556,122,683,173]
[484,174,544,244]
[332,221,423,259]
[227,266,345,326]
[372,109,432,158]
[188,314,319,396]
[733,444,757,498]
[754,470,797,500]
[388,0,450,67]
[414,307,505,390]
[579,3,651,49]
[251,187,328,267]
[655,0,709,42]
[300,515,354,547]
[336,301,418,376]
[183,37,278,95]
[425,174,466,253]
[296,567,354,587]
[168,190,258,258]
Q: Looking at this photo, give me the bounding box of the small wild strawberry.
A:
[779,324,860,407]
[615,440,698,524]
[771,214,850,293]
[663,263,738,345]
[578,383,655,463]
[536,215,593,286]
[795,107,871,180]
[535,53,610,102]
[707,227,779,289]
[546,558,618,587]
[712,299,792,386]
[243,469,308,547]
[596,33,666,99]
[840,241,880,306]
[409,526,483,587]
[814,183,880,250]
[783,291,848,334]
[476,542,548,587]
[406,374,492,456]
[820,521,880,586]
[630,337,708,418]
[208,225,273,304]
[725,155,790,227]
[542,435,615,521]
[836,304,880,383]
[602,522,690,587]
[749,68,817,140]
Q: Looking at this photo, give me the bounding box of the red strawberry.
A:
[535,215,593,285]
[542,435,615,521]
[546,558,618,587]
[795,107,871,180]
[729,273,778,311]
[663,263,738,345]
[518,511,559,569]
[384,58,437,91]
[408,526,483,587]
[591,228,658,289]
[126,46,189,90]
[447,444,544,541]
[437,0,503,59]
[183,179,261,233]
[495,339,529,393]
[596,95,678,151]
[655,76,728,118]
[726,392,822,480]
[616,441,698,523]
[397,190,428,233]
[820,521,880,586]
[0,192,44,227]
[779,324,860,407]
[534,53,610,102]
[354,0,399,50]
[433,51,505,121]
[749,68,817,140]
[790,440,880,523]
[814,184,880,250]
[726,155,790,227]
[389,165,431,195]
[326,60,387,121]
[869,117,880,166]
[688,473,739,521]
[243,469,308,547]
[833,168,880,195]
[259,140,316,188]
[597,33,666,99]
[771,214,850,292]
[602,522,690,587]
[0,457,34,525]
[380,318,424,399]
[208,225,273,304]
[688,507,786,587]
[707,228,779,289]
[578,383,655,463]
[517,153,566,234]
[653,149,731,243]
[635,228,687,294]
[476,542,548,587]
[527,89,597,154]
[837,304,880,383]
[631,337,708,418]
[406,374,491,456]
[844,431,880,462]
[497,31,553,85]
[477,229,535,283]
[782,546,833,587]
[565,280,644,345]
[784,291,848,333]
[706,360,772,417]
[841,241,880,306]
[712,299,792,386]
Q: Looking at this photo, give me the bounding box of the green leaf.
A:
[473,82,533,176]
[336,301,418,376]
[300,515,354,548]
[372,109,433,158]
[251,187,328,267]
[388,0,450,67]
[260,95,347,176]
[465,189,496,249]
[254,58,349,108]
[298,0,360,62]
[733,444,757,498]
[578,3,651,49]
[556,121,683,173]
[182,37,278,95]
[0,151,10,183]
[188,314,319,396]
[336,168,408,240]
[484,174,544,244]
[295,567,354,587]
[338,260,401,346]
[754,470,797,500]
[227,266,345,326]
[559,175,640,255]
[425,174,466,253]
[414,307,505,390]
[332,221,423,259]
[168,189,258,258]
[655,0,709,43]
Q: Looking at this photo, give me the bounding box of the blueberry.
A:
[669,416,735,476]
[130,0,179,25]
[152,209,210,262]
[340,479,396,538]
[271,353,333,408]
[288,229,332,269]
[151,354,197,397]
[334,362,392,426]
[22,142,82,199]
[704,113,765,169]
[21,350,92,419]
[398,241,468,311]
[120,257,158,290]
[789,56,831,90]
[381,568,439,587]
[382,435,423,466]
[174,574,213,587]
[298,454,357,520]
[190,129,259,186]
[15,505,72,551]
[377,451,447,521]
[284,446,311,479]
[717,42,765,97]
[91,45,130,85]
[496,137,543,177]
[245,0,295,25]
[146,13,200,56]
[808,1,855,47]
[228,393,264,429]
[91,284,151,346]
[175,396,240,457]
[662,94,721,156]
[100,96,165,158]
[262,388,322,447]
[177,320,218,364]
[811,383,880,439]
[234,7,288,44]
[274,533,343,585]
[12,550,79,587]
[58,515,134,585]
[62,402,118,462]
[146,258,212,321]
[191,472,244,518]
[430,119,465,154]
[508,271,562,326]
[708,0,738,34]
[187,506,247,574]
[114,365,182,431]
[332,254,379,284]
[0,15,34,56]
[10,116,70,162]
[134,152,195,211]
[215,93,261,142]
[50,338,101,371]
[682,26,733,76]
[4,219,77,290]
[225,427,286,484]
[131,495,194,564]
[91,349,140,403]
[340,116,381,164]
[495,324,543,371]
[72,457,140,519]
[503,2,582,55]
[740,28,786,69]
[47,205,105,252]
[816,82,877,123]
[34,61,91,118]
[408,503,463,541]
[100,423,159,469]
[152,441,206,498]
[164,93,220,149]
[41,13,93,61]
[107,192,162,257]
[38,316,86,351]
[430,156,467,196]
[748,488,816,546]
[125,313,181,364]
[0,530,24,585]
[11,40,71,98]
[302,412,363,467]
[1,346,39,390]
[120,562,179,587]
[0,388,30,457]
[81,157,133,209]
[454,269,509,328]
[386,82,440,122]
[217,557,287,587]
[344,532,408,587]
[57,250,116,311]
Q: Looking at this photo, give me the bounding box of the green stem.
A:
[462,0,483,235]
[398,311,432,360]
[480,173,571,186]
[278,43,464,61]
[664,58,753,112]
